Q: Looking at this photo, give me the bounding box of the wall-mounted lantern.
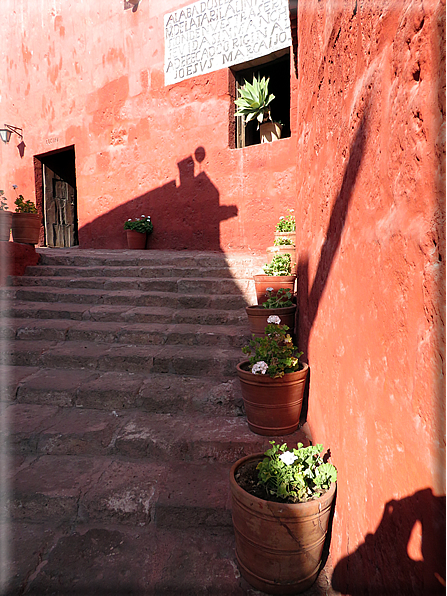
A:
[0,124,23,144]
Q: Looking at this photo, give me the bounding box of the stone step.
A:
[2,366,244,415]
[6,520,337,596]
[1,300,249,325]
[4,404,310,463]
[24,264,240,279]
[35,248,266,273]
[4,340,245,376]
[3,318,251,348]
[9,275,254,298]
[7,286,250,310]
[6,418,311,526]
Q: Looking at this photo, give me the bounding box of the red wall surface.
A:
[0,0,297,254]
[295,0,445,593]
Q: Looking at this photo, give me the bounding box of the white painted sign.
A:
[164,0,292,85]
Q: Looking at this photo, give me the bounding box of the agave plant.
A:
[234,75,275,128]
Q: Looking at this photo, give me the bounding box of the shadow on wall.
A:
[79,147,238,251]
[297,105,369,424]
[332,489,446,595]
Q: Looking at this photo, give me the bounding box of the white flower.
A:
[252,361,268,375]
[141,215,145,217]
[128,218,132,221]
[266,287,274,292]
[279,451,298,466]
[267,315,281,324]
[279,216,284,220]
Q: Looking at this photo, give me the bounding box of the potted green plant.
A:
[274,210,296,244]
[236,317,308,435]
[0,190,12,242]
[245,288,297,338]
[234,75,282,143]
[124,215,153,249]
[230,441,337,594]
[253,253,296,304]
[11,189,40,245]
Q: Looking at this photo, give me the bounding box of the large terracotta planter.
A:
[253,274,296,305]
[230,453,336,595]
[0,211,12,242]
[236,360,308,435]
[126,230,147,249]
[11,213,40,244]
[245,304,296,338]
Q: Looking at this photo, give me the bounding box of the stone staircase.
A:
[0,248,336,596]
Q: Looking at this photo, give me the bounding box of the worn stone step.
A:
[9,275,254,297]
[6,404,293,461]
[5,520,337,596]
[3,318,251,348]
[35,247,266,273]
[1,300,249,325]
[23,264,238,279]
[3,366,244,415]
[4,340,245,376]
[6,421,310,526]
[8,286,250,310]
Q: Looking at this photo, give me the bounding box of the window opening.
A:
[232,51,291,149]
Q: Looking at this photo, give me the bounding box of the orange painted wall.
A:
[294,0,445,593]
[0,0,297,253]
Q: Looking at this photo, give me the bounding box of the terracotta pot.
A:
[0,211,12,242]
[126,229,147,249]
[230,453,336,595]
[253,274,296,305]
[266,245,296,274]
[245,304,296,338]
[11,213,40,244]
[260,122,282,143]
[236,360,308,435]
[273,231,296,245]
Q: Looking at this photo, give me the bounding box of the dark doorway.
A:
[34,146,78,247]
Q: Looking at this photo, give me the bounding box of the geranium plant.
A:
[242,317,303,378]
[262,288,294,309]
[0,190,9,211]
[124,215,153,235]
[273,237,293,246]
[14,194,37,214]
[275,210,295,232]
[256,441,337,503]
[263,253,292,276]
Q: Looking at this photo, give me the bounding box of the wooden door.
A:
[43,165,77,247]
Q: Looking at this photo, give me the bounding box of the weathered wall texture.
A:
[0,0,296,253]
[295,0,445,593]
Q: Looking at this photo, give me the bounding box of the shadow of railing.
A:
[297,106,369,423]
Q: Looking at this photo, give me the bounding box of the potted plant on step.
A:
[236,317,308,435]
[124,215,153,249]
[246,288,296,339]
[253,253,296,304]
[230,440,337,594]
[11,189,40,245]
[266,211,297,274]
[0,190,12,242]
[234,75,282,143]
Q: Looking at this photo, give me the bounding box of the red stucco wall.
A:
[295,0,445,593]
[0,0,297,253]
